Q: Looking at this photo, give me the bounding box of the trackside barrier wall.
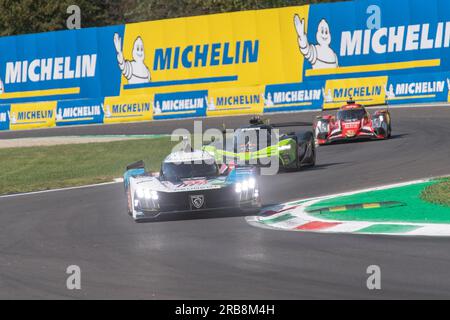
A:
[0,0,450,131]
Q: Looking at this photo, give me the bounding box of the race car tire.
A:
[294,132,315,169]
[295,143,302,170]
[383,125,391,139]
[307,140,316,167]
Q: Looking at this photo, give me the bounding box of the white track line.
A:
[0,178,124,199]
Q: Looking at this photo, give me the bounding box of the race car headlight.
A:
[144,189,159,200]
[136,188,158,200]
[317,121,328,132]
[278,145,291,151]
[136,188,145,199]
[372,117,380,127]
[248,178,256,189]
[235,178,256,193]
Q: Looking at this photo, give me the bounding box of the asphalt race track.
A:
[1,106,450,299]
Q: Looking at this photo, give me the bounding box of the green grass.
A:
[421,178,450,207]
[0,138,177,195]
[307,181,450,224]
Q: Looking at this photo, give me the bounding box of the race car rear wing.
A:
[126,160,145,171]
[270,121,312,128]
[249,116,311,128]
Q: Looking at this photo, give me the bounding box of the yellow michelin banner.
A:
[9,102,56,130]
[103,95,153,124]
[118,6,309,97]
[322,77,388,110]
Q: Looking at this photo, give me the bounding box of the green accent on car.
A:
[356,224,421,234]
[202,138,297,167]
[307,181,450,224]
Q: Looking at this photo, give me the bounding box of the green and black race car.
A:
[202,117,316,172]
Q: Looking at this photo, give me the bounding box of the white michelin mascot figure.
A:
[385,84,396,100]
[56,108,63,121]
[261,93,274,107]
[114,33,151,84]
[322,88,334,103]
[205,96,216,111]
[294,15,338,69]
[102,104,112,118]
[7,111,16,125]
[152,101,162,115]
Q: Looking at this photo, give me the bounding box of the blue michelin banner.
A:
[263,81,325,113]
[386,72,450,105]
[0,104,10,130]
[153,90,208,120]
[303,0,450,80]
[0,25,124,105]
[56,98,104,126]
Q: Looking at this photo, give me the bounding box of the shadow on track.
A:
[136,208,262,223]
[277,162,346,174]
[318,133,408,146]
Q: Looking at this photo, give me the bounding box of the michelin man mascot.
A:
[205,96,216,111]
[294,15,338,69]
[56,108,63,122]
[7,111,16,125]
[261,93,274,107]
[152,101,162,115]
[114,33,151,84]
[322,88,334,103]
[384,84,396,100]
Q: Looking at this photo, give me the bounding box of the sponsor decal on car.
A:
[190,195,205,209]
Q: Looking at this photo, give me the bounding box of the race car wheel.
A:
[308,140,316,166]
[292,143,302,170]
[295,142,308,169]
[295,133,315,169]
[382,125,391,139]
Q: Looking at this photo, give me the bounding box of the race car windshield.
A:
[162,162,218,181]
[233,128,276,152]
[337,109,366,121]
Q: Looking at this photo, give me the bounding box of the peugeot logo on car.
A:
[190,195,205,209]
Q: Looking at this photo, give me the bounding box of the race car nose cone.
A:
[346,130,357,137]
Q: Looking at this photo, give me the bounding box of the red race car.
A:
[314,99,392,145]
